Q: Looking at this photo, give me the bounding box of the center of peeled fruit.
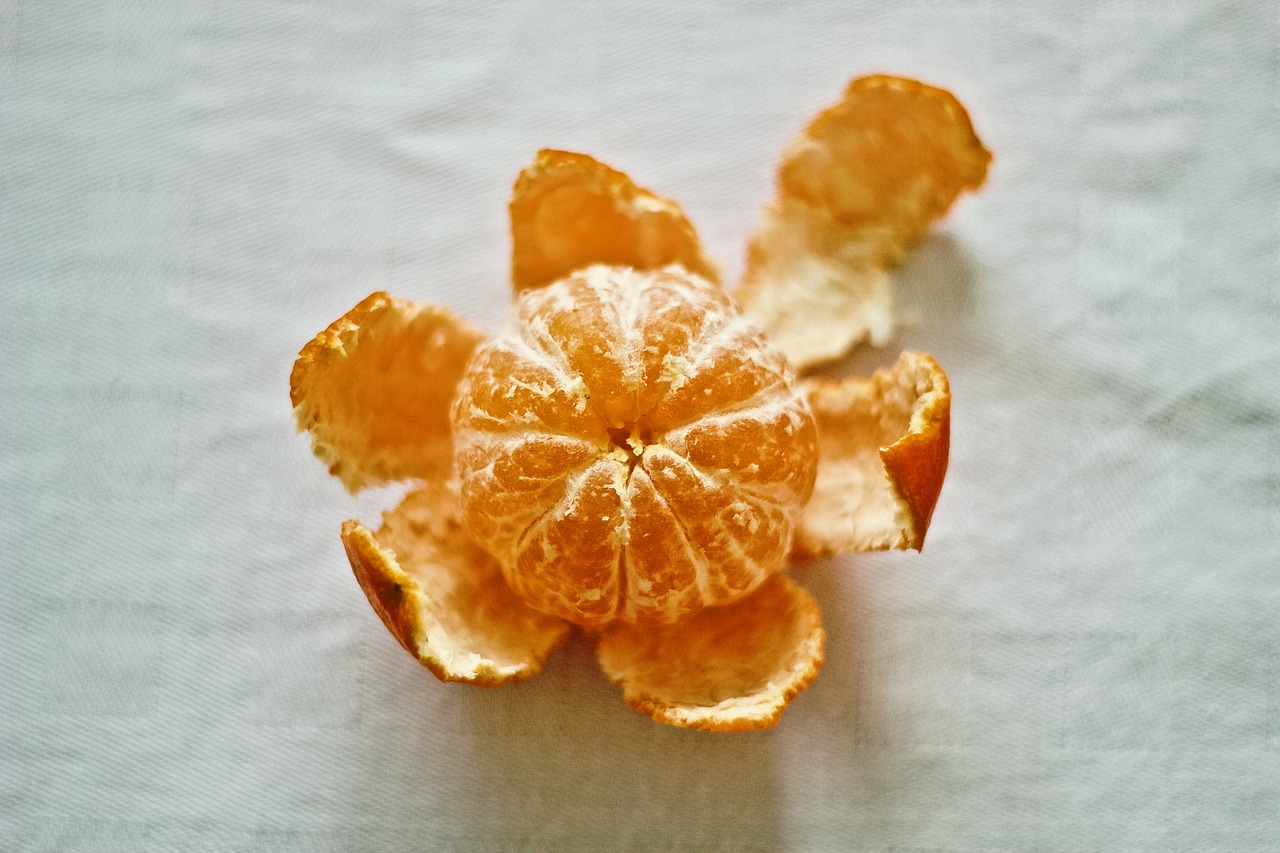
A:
[450,265,818,627]
[605,424,650,469]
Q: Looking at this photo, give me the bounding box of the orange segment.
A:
[638,445,789,605]
[509,457,629,625]
[736,75,991,369]
[453,338,605,438]
[291,292,485,491]
[596,573,824,731]
[341,479,570,686]
[620,464,704,622]
[795,351,950,556]
[453,433,600,555]
[510,149,720,292]
[452,266,818,627]
[645,321,790,433]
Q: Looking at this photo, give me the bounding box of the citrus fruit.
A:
[289,73,986,730]
[451,264,819,627]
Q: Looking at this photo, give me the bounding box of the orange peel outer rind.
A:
[290,292,485,492]
[795,351,950,556]
[596,573,824,731]
[341,480,571,686]
[509,149,720,292]
[737,75,991,370]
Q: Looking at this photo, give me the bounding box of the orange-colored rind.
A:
[596,573,824,731]
[290,292,485,492]
[510,149,720,292]
[795,351,950,556]
[341,480,571,686]
[737,75,991,370]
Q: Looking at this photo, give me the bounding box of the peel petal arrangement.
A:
[291,75,989,731]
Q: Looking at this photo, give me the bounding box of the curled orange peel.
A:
[290,75,986,730]
[341,480,570,686]
[796,351,950,557]
[597,573,824,732]
[736,74,991,370]
[290,292,484,491]
[510,149,720,292]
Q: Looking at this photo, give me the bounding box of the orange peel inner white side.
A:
[341,479,571,686]
[290,292,484,492]
[595,573,824,731]
[509,149,721,292]
[795,351,950,556]
[736,75,991,370]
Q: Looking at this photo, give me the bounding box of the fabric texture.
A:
[2,1,1277,850]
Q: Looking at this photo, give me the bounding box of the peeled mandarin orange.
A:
[451,264,818,627]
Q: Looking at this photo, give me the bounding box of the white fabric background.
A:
[2,1,1278,850]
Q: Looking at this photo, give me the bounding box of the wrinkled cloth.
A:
[2,1,1277,850]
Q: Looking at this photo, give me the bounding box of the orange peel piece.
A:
[795,351,950,556]
[290,292,485,491]
[596,573,824,731]
[509,149,720,292]
[736,75,991,369]
[341,479,571,686]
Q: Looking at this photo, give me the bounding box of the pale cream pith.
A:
[797,351,951,556]
[340,480,570,687]
[737,76,991,371]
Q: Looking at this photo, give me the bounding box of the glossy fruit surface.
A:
[452,265,818,626]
